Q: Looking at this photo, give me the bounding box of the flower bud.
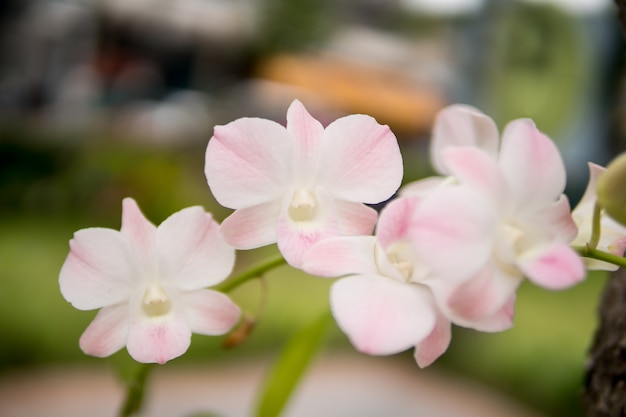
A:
[597,152,626,226]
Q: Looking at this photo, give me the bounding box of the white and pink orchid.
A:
[407,105,585,325]
[302,196,513,368]
[571,162,626,270]
[205,99,403,267]
[59,198,240,364]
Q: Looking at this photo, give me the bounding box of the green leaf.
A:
[255,310,332,417]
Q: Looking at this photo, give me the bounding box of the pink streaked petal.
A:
[376,196,419,249]
[536,195,578,243]
[59,228,134,310]
[441,147,503,199]
[220,201,282,249]
[444,262,521,323]
[430,104,499,175]
[411,186,496,279]
[519,243,585,289]
[466,295,516,332]
[119,198,158,281]
[331,275,436,356]
[334,201,378,236]
[414,313,451,368]
[205,117,292,208]
[157,206,235,290]
[301,236,379,278]
[181,289,241,335]
[79,303,128,358]
[318,114,403,204]
[127,314,191,364]
[499,119,566,210]
[287,100,324,185]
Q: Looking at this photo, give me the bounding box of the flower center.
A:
[386,241,415,281]
[288,189,318,222]
[141,285,172,317]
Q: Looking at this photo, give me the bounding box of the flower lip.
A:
[288,189,318,222]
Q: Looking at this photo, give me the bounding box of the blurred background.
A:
[0,0,624,416]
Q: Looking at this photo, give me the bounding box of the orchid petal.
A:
[518,243,585,289]
[441,147,503,199]
[411,186,496,279]
[334,200,378,236]
[220,200,282,249]
[414,313,451,368]
[205,117,292,208]
[120,198,157,277]
[330,275,436,355]
[376,196,418,249]
[430,104,499,174]
[127,312,191,364]
[157,206,235,290]
[576,163,605,210]
[469,295,516,332]
[287,100,324,185]
[301,236,379,278]
[79,303,128,358]
[536,194,578,243]
[499,119,566,211]
[400,176,449,198]
[318,114,403,204]
[181,289,241,335]
[59,228,134,310]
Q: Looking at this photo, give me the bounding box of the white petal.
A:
[181,289,241,335]
[157,206,235,290]
[331,275,436,356]
[301,236,379,277]
[79,303,129,358]
[220,201,281,249]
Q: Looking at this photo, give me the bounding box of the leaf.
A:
[255,310,332,417]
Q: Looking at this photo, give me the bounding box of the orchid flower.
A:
[205,99,403,267]
[59,198,240,364]
[302,196,513,368]
[571,163,626,270]
[407,105,585,324]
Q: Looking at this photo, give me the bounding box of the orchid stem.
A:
[574,245,626,269]
[588,202,603,250]
[216,254,287,293]
[119,363,152,417]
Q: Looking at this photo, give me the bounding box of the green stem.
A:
[588,202,603,250]
[574,245,626,269]
[216,254,287,293]
[119,363,152,417]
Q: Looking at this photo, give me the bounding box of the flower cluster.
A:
[60,99,626,366]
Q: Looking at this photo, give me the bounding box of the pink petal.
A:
[301,236,379,278]
[376,196,419,249]
[181,289,241,335]
[411,186,496,280]
[498,119,566,211]
[126,313,191,364]
[334,200,378,236]
[79,303,129,358]
[470,295,516,332]
[120,198,157,276]
[330,275,436,356]
[441,147,503,199]
[205,117,292,208]
[536,195,578,243]
[430,104,499,175]
[318,114,403,204]
[287,100,324,185]
[414,313,451,368]
[220,200,282,249]
[400,176,448,198]
[59,228,134,310]
[157,206,235,290]
[518,243,585,289]
[431,262,521,325]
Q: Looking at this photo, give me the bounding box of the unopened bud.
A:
[597,152,626,227]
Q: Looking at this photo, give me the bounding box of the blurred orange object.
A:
[254,53,446,136]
